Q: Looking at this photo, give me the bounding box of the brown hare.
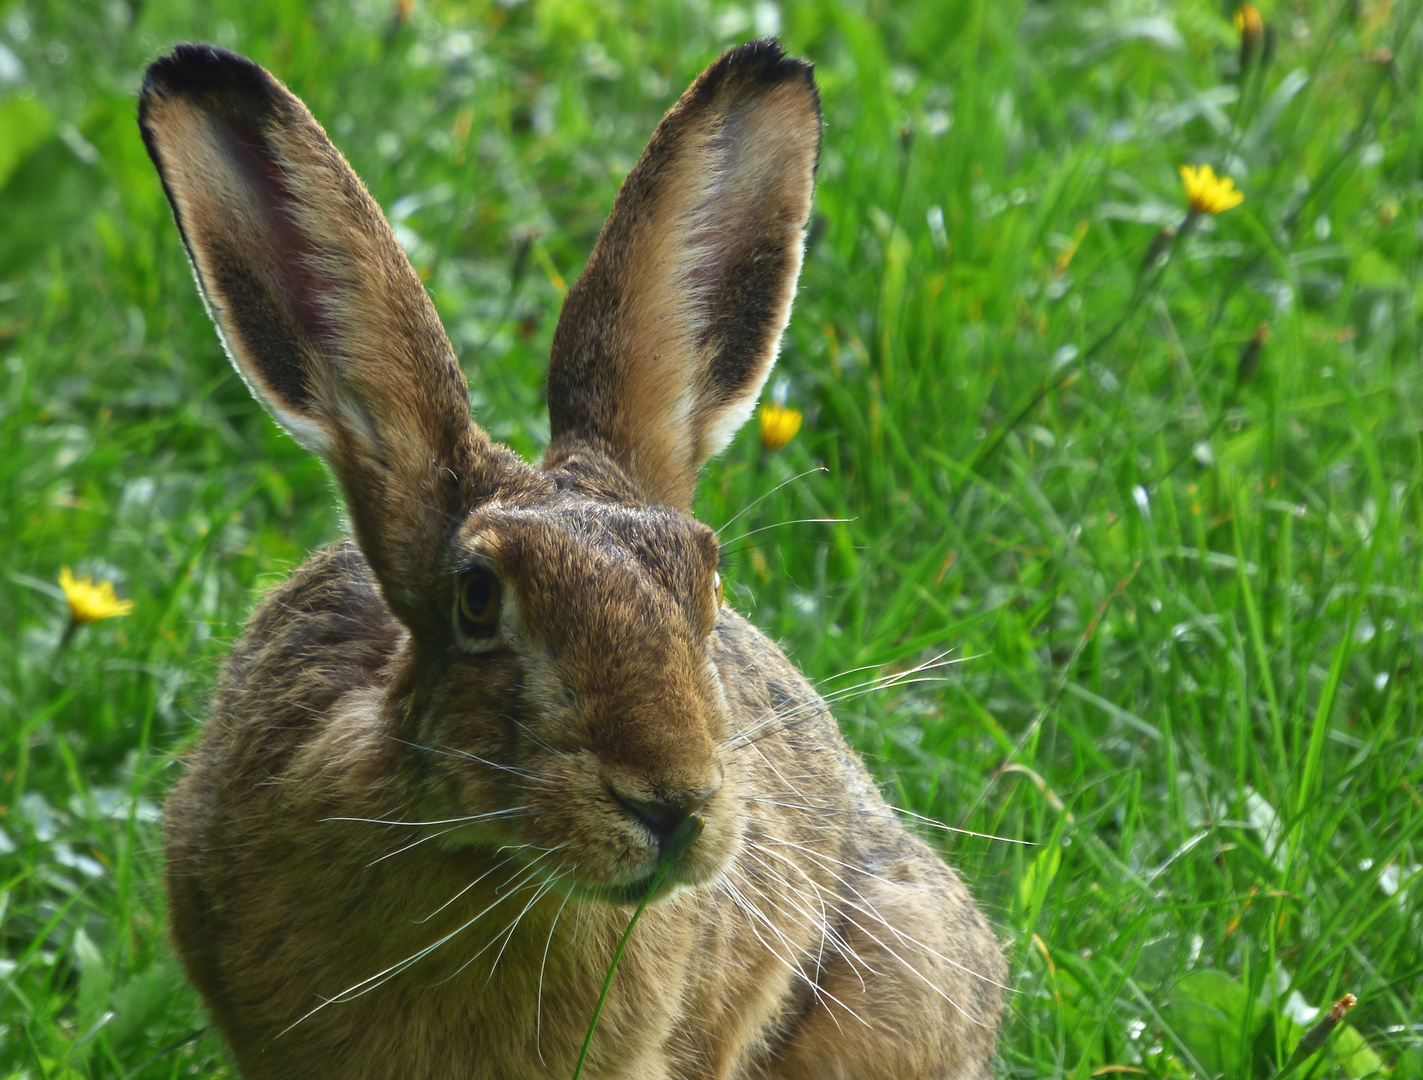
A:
[139,39,1005,1080]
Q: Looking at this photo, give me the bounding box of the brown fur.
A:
[144,40,1005,1080]
[547,43,822,510]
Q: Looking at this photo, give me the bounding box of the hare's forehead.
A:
[449,500,719,586]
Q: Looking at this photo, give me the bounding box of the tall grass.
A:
[1,0,1419,1076]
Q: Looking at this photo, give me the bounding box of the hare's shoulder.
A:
[209,540,403,747]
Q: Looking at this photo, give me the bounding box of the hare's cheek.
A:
[509,755,642,880]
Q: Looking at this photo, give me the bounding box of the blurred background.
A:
[1,0,1420,1076]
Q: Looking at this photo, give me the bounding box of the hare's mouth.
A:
[579,811,715,906]
[582,868,688,906]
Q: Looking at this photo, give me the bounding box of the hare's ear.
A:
[139,45,496,629]
[546,40,821,510]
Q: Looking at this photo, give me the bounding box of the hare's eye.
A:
[713,571,724,607]
[457,568,502,638]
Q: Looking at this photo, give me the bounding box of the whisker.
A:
[362,813,537,867]
[436,858,571,988]
[279,856,555,1038]
[743,840,987,1023]
[501,705,559,755]
[747,739,812,803]
[386,736,557,786]
[720,871,870,1029]
[748,837,1012,994]
[841,905,986,1026]
[415,851,523,925]
[483,869,569,987]
[735,846,879,989]
[726,675,960,754]
[324,808,530,828]
[714,466,829,536]
[726,652,972,750]
[883,805,1034,846]
[718,877,852,1034]
[721,516,854,549]
[367,822,472,867]
[742,796,1031,846]
[537,874,576,1064]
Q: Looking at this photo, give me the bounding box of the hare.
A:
[139,39,1005,1080]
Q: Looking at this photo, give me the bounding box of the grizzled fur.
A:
[143,38,1005,1080]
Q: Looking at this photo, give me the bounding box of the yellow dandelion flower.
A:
[759,403,802,451]
[1178,164,1244,215]
[1234,3,1263,42]
[59,567,133,624]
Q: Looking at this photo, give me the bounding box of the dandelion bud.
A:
[1280,993,1358,1074]
[1235,4,1264,69]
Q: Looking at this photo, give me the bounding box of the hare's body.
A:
[143,38,1003,1079]
[168,542,1002,1079]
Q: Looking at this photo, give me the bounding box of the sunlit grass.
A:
[1,0,1420,1077]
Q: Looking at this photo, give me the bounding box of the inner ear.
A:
[219,116,341,353]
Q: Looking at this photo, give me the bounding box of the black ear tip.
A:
[140,43,277,111]
[713,37,816,94]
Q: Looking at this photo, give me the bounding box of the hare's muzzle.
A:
[607,778,720,852]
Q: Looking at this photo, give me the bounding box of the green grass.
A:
[2,0,1421,1076]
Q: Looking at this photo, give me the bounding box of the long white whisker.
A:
[721,871,870,1030]
[884,804,1035,846]
[281,856,556,1036]
[482,869,569,988]
[714,466,828,536]
[323,808,531,828]
[537,876,576,1065]
[735,846,878,989]
[727,652,972,749]
[749,837,1012,994]
[367,822,471,866]
[501,705,559,755]
[749,739,811,803]
[722,516,854,549]
[426,856,565,988]
[840,905,987,1026]
[743,796,1032,846]
[746,838,990,1023]
[719,877,851,1034]
[385,736,557,786]
[415,851,523,925]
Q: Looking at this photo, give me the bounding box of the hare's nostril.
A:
[609,784,715,847]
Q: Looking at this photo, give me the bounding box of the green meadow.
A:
[1,0,1420,1075]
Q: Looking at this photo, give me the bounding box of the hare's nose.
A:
[610,783,717,847]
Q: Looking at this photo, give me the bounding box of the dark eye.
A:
[713,571,724,607]
[457,568,502,638]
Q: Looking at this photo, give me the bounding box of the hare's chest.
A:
[282,968,677,1080]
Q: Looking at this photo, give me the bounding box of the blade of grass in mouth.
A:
[571,813,706,1080]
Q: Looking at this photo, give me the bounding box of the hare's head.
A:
[140,42,820,899]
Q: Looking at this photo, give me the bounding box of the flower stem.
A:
[571,814,705,1080]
